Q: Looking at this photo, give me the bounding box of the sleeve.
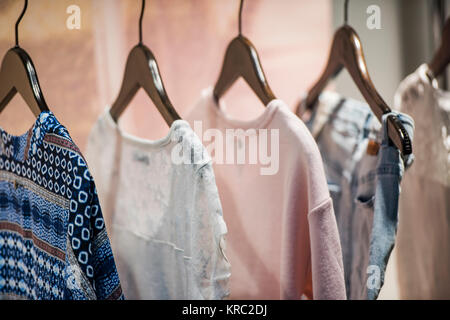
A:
[66,153,124,300]
[191,161,231,300]
[307,198,346,300]
[288,118,346,300]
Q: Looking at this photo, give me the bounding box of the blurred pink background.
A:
[0,0,332,148]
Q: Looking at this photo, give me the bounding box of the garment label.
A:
[366,139,380,156]
[133,152,150,165]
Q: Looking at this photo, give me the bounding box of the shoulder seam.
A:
[44,133,85,161]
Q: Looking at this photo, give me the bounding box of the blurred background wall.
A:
[0,0,448,299]
[91,0,333,141]
[0,0,97,148]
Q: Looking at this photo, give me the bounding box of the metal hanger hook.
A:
[238,0,244,36]
[15,0,28,47]
[344,0,349,25]
[139,0,146,44]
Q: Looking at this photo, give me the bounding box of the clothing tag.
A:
[366,139,380,156]
[133,152,150,165]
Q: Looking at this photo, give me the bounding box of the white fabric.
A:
[394,64,450,299]
[85,109,231,300]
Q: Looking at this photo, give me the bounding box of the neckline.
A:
[420,63,450,100]
[203,87,279,129]
[0,111,53,163]
[103,108,191,150]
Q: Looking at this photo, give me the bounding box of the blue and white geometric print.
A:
[0,111,124,300]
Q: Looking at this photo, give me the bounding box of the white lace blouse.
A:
[85,109,230,300]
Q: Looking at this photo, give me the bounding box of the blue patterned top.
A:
[0,111,124,300]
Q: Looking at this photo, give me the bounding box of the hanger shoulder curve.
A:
[213,35,276,106]
[110,45,142,122]
[429,18,450,78]
[304,28,344,110]
[305,26,390,119]
[0,47,49,117]
[110,44,180,125]
[303,25,412,155]
[340,26,390,119]
[138,45,180,125]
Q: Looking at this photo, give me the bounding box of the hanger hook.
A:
[15,0,28,47]
[139,0,146,44]
[344,0,349,25]
[238,0,244,36]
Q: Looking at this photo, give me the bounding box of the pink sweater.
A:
[185,88,346,300]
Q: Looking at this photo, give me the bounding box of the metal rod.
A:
[15,0,28,47]
[238,0,244,35]
[139,0,146,44]
[344,0,349,25]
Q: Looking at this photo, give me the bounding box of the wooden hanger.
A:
[0,0,49,117]
[213,0,276,106]
[109,0,180,125]
[299,0,412,155]
[429,17,450,78]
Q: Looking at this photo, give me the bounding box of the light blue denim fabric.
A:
[299,92,414,300]
[366,111,414,300]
